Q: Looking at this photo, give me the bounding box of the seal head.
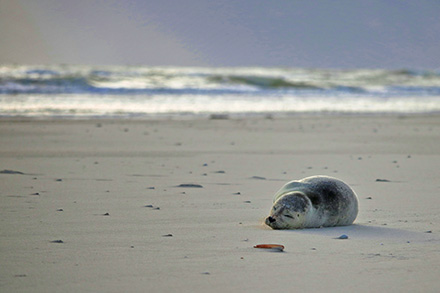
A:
[265,191,311,229]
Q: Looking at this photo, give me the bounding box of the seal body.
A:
[265,176,358,229]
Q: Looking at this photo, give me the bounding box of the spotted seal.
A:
[265,176,358,229]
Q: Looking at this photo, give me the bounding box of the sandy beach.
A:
[1,114,439,293]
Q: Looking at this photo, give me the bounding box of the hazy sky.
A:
[1,0,439,68]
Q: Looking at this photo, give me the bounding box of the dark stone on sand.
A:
[14,274,27,278]
[177,184,203,188]
[0,169,24,175]
[214,170,225,174]
[147,187,155,189]
[162,234,173,237]
[375,179,391,182]
[251,176,266,180]
[425,230,432,233]
[31,192,40,195]
[233,192,241,195]
[50,240,64,243]
[103,213,110,216]
[55,179,63,182]
[145,205,160,210]
[336,234,349,240]
[57,209,63,211]
[366,197,372,199]
[243,201,251,203]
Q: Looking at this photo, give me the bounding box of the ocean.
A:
[1,64,440,119]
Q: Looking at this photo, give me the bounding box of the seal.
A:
[265,175,358,229]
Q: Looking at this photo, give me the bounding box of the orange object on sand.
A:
[253,244,285,251]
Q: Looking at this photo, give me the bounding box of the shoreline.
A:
[1,110,440,121]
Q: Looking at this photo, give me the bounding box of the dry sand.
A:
[1,115,439,292]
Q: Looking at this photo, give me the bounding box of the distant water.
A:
[1,64,440,118]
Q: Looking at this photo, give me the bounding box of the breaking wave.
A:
[1,65,440,117]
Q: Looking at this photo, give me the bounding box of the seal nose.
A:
[267,216,276,223]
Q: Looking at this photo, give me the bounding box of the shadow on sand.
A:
[280,224,436,242]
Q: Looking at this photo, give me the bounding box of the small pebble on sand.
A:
[177,184,203,188]
[50,240,64,243]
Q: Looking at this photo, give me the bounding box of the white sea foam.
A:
[1,94,439,118]
[1,65,440,118]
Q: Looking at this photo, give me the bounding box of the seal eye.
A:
[284,214,293,219]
